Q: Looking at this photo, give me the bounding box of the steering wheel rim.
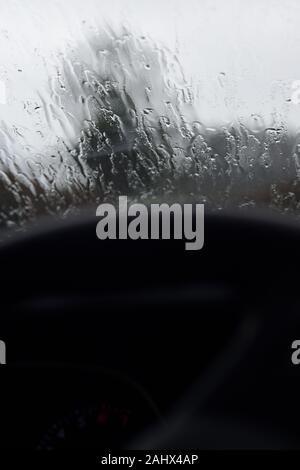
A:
[0,209,300,448]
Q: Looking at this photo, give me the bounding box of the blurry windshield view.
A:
[1,0,300,233]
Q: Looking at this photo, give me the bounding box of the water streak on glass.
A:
[0,0,300,231]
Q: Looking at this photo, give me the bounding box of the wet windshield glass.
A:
[0,0,300,234]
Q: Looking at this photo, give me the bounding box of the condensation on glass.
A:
[0,0,300,232]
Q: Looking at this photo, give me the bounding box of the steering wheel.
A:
[0,210,299,449]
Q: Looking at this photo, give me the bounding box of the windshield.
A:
[0,0,300,235]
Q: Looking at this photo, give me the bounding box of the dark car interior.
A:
[1,0,300,454]
[0,210,300,449]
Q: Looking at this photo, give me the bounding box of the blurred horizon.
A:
[1,0,300,231]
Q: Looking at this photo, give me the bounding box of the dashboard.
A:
[0,211,300,448]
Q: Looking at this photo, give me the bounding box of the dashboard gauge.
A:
[38,399,158,449]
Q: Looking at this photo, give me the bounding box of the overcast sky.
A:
[1,0,300,137]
